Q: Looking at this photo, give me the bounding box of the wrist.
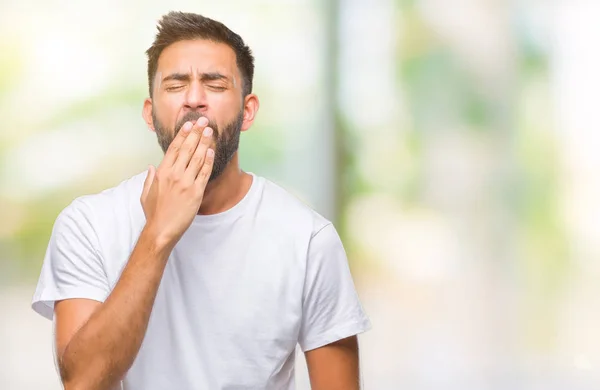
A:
[139,223,177,257]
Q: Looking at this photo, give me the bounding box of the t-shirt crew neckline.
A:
[191,172,259,226]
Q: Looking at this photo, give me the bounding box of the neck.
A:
[197,152,252,215]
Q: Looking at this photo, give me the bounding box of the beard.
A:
[152,109,243,182]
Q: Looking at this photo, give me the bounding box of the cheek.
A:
[209,93,241,121]
[163,93,186,110]
[208,92,232,108]
[156,95,184,121]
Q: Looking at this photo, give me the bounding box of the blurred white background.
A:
[2,0,600,389]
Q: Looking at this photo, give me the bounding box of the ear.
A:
[142,98,155,133]
[241,94,260,132]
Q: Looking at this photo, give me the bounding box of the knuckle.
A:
[179,144,193,155]
[181,180,195,193]
[191,154,205,166]
[169,144,181,155]
[201,165,212,177]
[157,168,171,180]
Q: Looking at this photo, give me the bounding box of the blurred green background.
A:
[2,0,600,389]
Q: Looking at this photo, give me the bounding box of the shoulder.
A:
[57,170,147,233]
[256,176,332,237]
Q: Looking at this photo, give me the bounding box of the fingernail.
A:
[207,148,215,158]
[203,127,213,137]
[183,122,193,132]
[197,117,209,126]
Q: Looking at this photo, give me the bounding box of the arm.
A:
[298,223,371,389]
[305,335,361,390]
[56,227,172,390]
[55,117,215,390]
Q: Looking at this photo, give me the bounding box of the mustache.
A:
[174,112,219,137]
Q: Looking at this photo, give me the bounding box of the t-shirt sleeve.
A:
[31,200,110,320]
[298,223,371,352]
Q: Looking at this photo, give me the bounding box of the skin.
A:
[53,39,361,389]
[306,336,361,390]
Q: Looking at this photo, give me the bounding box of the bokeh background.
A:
[1,0,599,389]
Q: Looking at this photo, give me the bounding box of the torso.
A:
[88,171,326,389]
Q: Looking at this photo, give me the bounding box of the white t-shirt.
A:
[32,171,371,389]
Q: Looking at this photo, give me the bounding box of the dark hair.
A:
[145,11,254,98]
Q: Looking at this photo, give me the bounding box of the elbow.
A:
[62,377,104,390]
[61,366,122,390]
[61,371,83,390]
[59,363,91,390]
[62,379,84,390]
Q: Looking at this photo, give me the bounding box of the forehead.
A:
[157,39,238,77]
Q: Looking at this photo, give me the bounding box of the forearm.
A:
[60,226,174,390]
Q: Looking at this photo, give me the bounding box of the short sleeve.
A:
[31,200,110,320]
[298,223,371,352]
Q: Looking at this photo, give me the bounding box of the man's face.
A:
[150,39,245,181]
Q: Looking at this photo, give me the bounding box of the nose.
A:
[184,80,207,112]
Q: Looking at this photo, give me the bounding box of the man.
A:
[32,11,371,390]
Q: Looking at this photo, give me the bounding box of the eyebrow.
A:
[201,72,229,82]
[161,72,230,84]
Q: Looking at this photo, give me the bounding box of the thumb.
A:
[142,165,156,197]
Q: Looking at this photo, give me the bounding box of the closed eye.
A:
[166,85,185,92]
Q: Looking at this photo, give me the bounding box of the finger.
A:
[173,117,210,173]
[161,121,194,167]
[184,126,213,181]
[141,165,156,200]
[194,148,215,192]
